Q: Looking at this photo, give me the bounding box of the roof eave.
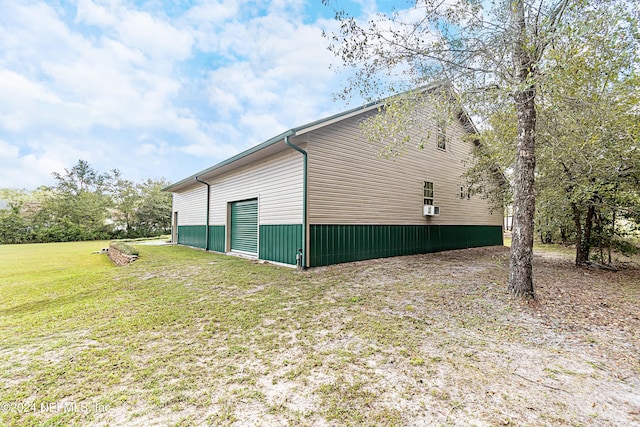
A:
[163,82,466,193]
[163,129,295,192]
[163,103,386,193]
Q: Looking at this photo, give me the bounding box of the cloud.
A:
[0,70,53,132]
[0,138,87,189]
[0,0,374,189]
[78,0,194,62]
[1,2,199,136]
[183,0,243,27]
[0,68,90,133]
[75,0,119,27]
[202,11,346,144]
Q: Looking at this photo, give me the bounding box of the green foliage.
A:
[133,178,172,237]
[612,237,640,257]
[51,159,112,195]
[0,160,172,244]
[111,175,172,238]
[463,107,516,212]
[109,241,139,256]
[0,205,32,244]
[534,3,638,264]
[466,2,640,264]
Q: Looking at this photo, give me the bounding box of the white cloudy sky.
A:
[0,0,395,189]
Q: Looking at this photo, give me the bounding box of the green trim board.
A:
[259,224,302,265]
[309,224,503,267]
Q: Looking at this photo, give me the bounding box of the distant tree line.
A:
[0,160,172,244]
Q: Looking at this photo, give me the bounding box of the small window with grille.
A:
[437,120,447,150]
[423,181,434,205]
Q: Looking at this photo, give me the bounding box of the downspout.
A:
[195,176,210,251]
[284,133,307,268]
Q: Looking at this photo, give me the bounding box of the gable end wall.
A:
[306,108,502,226]
[304,105,503,266]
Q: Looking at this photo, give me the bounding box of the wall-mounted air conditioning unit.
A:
[423,205,440,216]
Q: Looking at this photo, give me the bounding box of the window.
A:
[437,120,447,150]
[460,185,471,199]
[423,181,434,205]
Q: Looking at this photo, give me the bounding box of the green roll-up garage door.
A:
[231,199,258,254]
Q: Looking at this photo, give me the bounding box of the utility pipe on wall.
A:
[284,134,307,268]
[195,176,210,251]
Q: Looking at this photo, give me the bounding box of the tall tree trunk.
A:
[573,203,594,265]
[582,204,595,263]
[572,203,584,264]
[509,89,537,298]
[595,210,604,263]
[508,0,536,299]
[608,209,616,265]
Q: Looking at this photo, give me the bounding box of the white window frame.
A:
[436,120,447,151]
[423,181,434,205]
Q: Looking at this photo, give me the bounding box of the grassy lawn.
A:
[1,241,639,426]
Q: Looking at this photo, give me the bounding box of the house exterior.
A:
[164,93,503,267]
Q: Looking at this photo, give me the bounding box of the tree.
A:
[0,187,50,244]
[34,160,115,241]
[111,172,139,235]
[51,159,111,196]
[0,162,173,243]
[467,2,639,266]
[535,8,639,265]
[135,178,172,237]
[0,204,30,244]
[110,176,172,238]
[322,0,586,298]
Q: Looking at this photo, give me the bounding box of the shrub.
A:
[612,237,639,256]
[109,241,139,256]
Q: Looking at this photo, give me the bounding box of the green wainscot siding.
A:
[259,224,303,266]
[309,224,503,267]
[208,225,226,252]
[177,225,207,249]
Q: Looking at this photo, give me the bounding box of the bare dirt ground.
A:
[114,245,639,426]
[295,245,640,426]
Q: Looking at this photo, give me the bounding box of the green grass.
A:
[1,242,350,425]
[505,233,640,263]
[1,241,638,426]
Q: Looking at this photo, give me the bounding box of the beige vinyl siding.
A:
[208,148,304,225]
[306,109,502,226]
[172,183,208,226]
